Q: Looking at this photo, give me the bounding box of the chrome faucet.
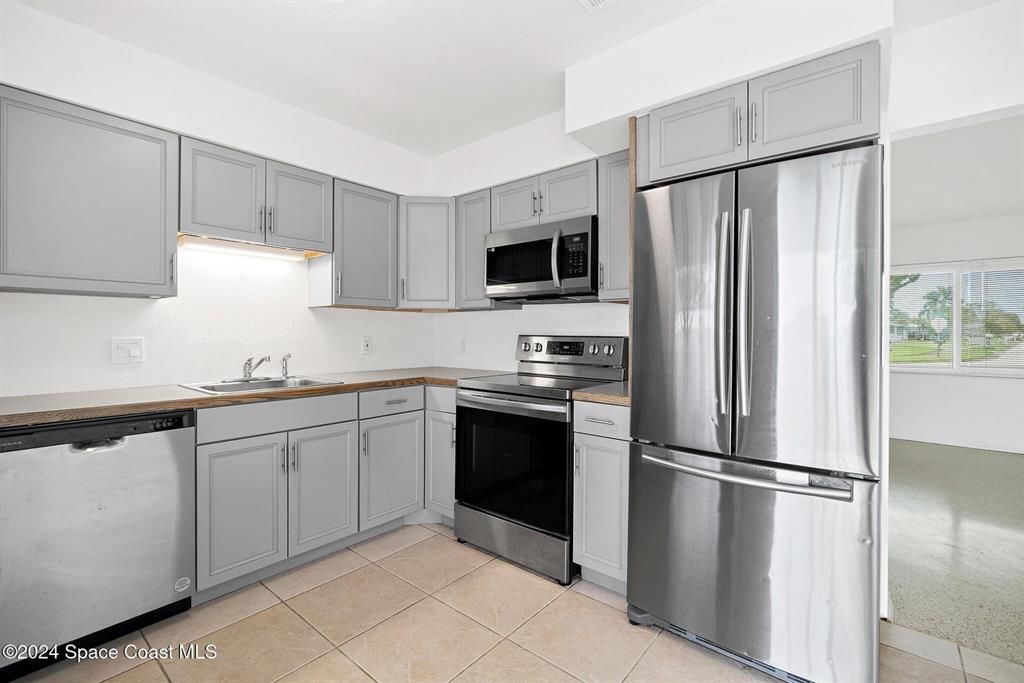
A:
[281,353,292,378]
[242,355,271,379]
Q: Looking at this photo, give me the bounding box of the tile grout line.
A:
[348,528,439,563]
[138,629,172,683]
[274,599,361,681]
[958,645,969,683]
[620,627,662,683]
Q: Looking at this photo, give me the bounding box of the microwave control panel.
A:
[562,234,589,278]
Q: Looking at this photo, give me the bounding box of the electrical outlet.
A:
[111,337,145,364]
[361,336,373,355]
[459,337,469,353]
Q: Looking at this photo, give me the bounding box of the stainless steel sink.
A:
[181,376,343,395]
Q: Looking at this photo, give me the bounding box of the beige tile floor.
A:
[19,523,1023,683]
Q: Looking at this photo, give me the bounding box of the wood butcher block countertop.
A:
[0,367,502,429]
[572,381,631,407]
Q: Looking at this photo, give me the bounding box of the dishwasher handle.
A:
[69,437,127,454]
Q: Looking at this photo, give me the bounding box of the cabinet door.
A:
[266,161,332,252]
[288,422,359,556]
[597,151,630,301]
[648,82,748,182]
[181,138,266,244]
[399,197,455,308]
[572,433,629,582]
[334,180,398,307]
[490,177,539,232]
[425,410,456,518]
[360,412,425,529]
[197,433,288,591]
[455,189,492,309]
[0,87,178,297]
[538,160,597,223]
[748,42,879,160]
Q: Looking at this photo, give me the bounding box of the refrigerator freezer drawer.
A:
[627,443,879,683]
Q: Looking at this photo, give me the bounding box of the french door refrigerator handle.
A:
[716,211,731,415]
[640,453,852,501]
[737,207,752,417]
[550,228,562,288]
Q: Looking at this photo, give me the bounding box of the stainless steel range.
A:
[454,334,628,584]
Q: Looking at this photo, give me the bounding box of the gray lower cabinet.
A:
[455,189,492,309]
[309,180,397,308]
[537,160,597,222]
[648,82,748,182]
[399,197,455,308]
[748,42,880,160]
[266,161,333,252]
[359,411,425,529]
[0,86,178,297]
[597,151,630,301]
[197,433,289,591]
[425,410,456,518]
[572,432,629,582]
[181,138,266,244]
[490,177,539,232]
[288,421,359,556]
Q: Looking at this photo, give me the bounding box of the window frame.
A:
[890,257,1024,378]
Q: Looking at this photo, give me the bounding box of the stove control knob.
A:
[521,342,532,352]
[589,344,600,355]
[534,343,543,352]
[604,344,615,355]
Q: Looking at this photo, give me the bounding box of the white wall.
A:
[892,214,1024,265]
[0,1,432,194]
[0,246,435,396]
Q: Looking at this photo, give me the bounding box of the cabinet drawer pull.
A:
[385,398,408,405]
[584,416,615,425]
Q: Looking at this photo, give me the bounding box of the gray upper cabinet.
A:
[288,421,359,556]
[197,433,288,591]
[490,177,540,232]
[0,86,178,298]
[181,138,266,244]
[425,410,456,518]
[748,42,880,160]
[399,196,455,308]
[597,151,630,301]
[648,82,748,182]
[328,180,397,308]
[455,189,492,309]
[266,161,332,252]
[538,160,597,222]
[359,411,425,530]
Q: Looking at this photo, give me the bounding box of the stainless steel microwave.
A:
[484,216,598,301]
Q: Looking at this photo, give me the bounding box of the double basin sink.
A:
[182,376,343,395]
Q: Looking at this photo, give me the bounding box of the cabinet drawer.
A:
[573,401,630,440]
[425,386,456,413]
[360,386,424,419]
[197,393,358,444]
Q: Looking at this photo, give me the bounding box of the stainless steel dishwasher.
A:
[0,411,195,676]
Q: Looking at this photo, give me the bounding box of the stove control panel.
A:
[515,335,628,368]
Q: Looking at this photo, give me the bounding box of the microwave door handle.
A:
[550,228,562,289]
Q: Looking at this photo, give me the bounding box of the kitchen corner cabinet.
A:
[288,421,359,556]
[359,411,425,529]
[597,150,631,301]
[425,410,456,517]
[399,196,455,308]
[181,138,332,253]
[491,160,597,232]
[197,433,289,591]
[0,86,178,298]
[573,432,629,582]
[455,189,492,309]
[747,42,880,160]
[309,180,397,308]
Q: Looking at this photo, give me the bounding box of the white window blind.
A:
[960,268,1024,370]
[890,272,954,367]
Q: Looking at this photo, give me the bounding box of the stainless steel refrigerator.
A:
[628,145,882,683]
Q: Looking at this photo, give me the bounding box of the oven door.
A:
[484,218,596,299]
[455,390,572,538]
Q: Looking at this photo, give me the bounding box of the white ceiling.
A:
[20,0,707,156]
[891,114,1024,228]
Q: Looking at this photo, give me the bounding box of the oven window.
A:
[456,405,571,537]
[486,239,553,286]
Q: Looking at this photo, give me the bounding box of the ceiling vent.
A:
[576,0,620,15]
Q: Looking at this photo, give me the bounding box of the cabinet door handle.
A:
[169,253,176,284]
[584,416,615,425]
[280,444,287,472]
[386,398,408,405]
[291,443,297,471]
[450,423,456,448]
[401,277,406,301]
[268,207,274,233]
[598,262,604,289]
[750,101,757,143]
[336,271,342,297]
[362,431,368,455]
[735,106,743,146]
[538,192,544,215]
[574,444,581,474]
[532,191,538,216]
[259,205,265,233]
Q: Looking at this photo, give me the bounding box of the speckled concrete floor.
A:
[889,438,1024,664]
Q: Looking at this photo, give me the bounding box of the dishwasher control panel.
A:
[0,411,194,452]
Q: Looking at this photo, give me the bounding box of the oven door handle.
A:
[456,390,570,423]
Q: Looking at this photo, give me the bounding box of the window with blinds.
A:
[890,260,1024,375]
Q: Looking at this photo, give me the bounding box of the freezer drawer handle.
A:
[69,437,126,454]
[640,453,852,501]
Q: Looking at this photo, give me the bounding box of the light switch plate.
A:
[361,336,373,355]
[111,337,145,364]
